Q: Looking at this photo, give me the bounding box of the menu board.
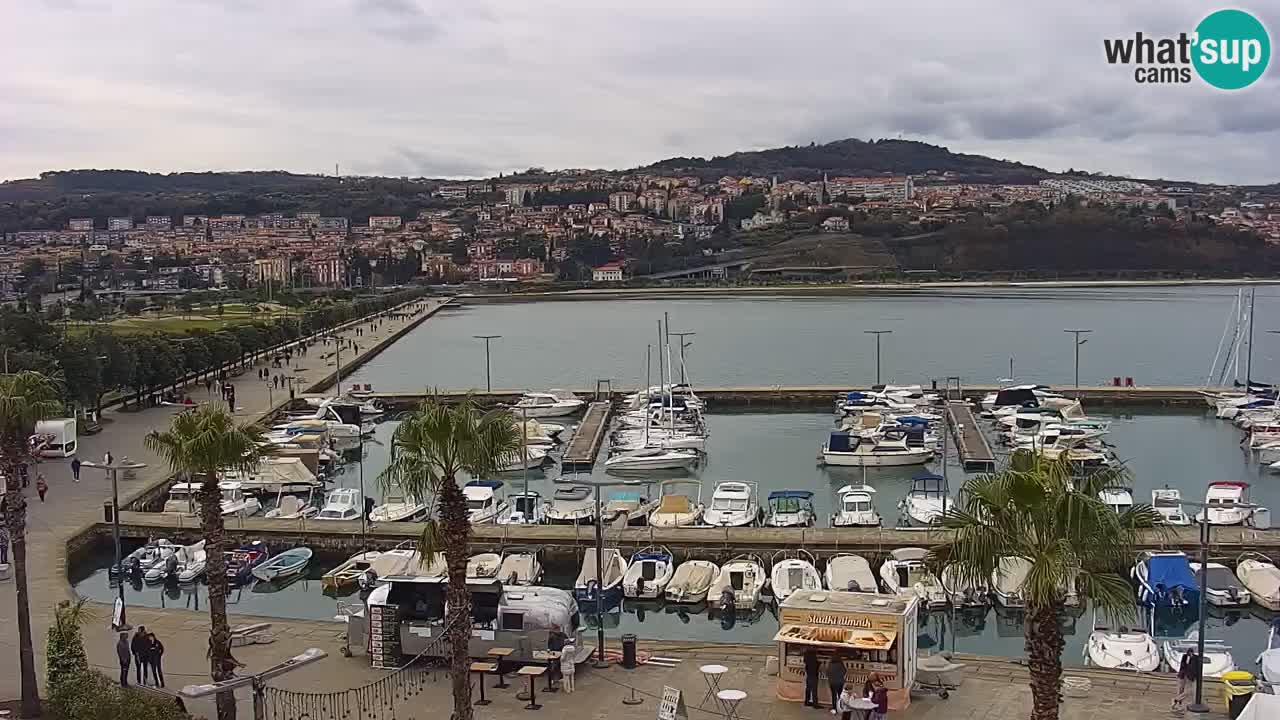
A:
[368,603,402,669]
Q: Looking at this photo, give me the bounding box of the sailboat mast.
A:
[1247,288,1256,388]
[644,344,651,446]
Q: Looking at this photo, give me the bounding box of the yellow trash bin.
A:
[1222,670,1256,720]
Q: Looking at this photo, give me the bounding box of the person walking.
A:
[148,632,166,688]
[205,377,213,395]
[70,456,81,482]
[116,632,131,687]
[803,648,821,708]
[560,641,576,693]
[1174,646,1200,712]
[131,626,149,684]
[0,524,10,565]
[35,474,47,502]
[826,654,846,715]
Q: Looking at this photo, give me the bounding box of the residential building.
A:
[145,215,172,230]
[592,263,624,282]
[608,192,637,213]
[368,215,403,230]
[68,218,94,231]
[107,216,133,231]
[253,256,289,284]
[505,186,533,206]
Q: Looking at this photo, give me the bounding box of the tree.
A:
[0,370,64,718]
[48,600,91,708]
[144,406,268,720]
[123,298,147,316]
[378,398,520,720]
[928,452,1160,720]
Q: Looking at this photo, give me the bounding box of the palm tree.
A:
[379,397,519,720]
[928,451,1161,720]
[145,405,267,720]
[0,370,64,718]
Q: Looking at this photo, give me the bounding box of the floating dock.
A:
[947,401,996,473]
[560,401,613,472]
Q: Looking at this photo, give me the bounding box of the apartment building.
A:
[107,216,133,231]
[68,218,94,231]
[368,215,403,230]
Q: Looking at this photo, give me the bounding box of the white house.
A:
[592,263,624,282]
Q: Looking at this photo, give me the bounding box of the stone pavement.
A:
[0,298,449,714]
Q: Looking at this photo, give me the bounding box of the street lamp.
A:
[81,456,148,629]
[863,330,892,386]
[668,331,696,385]
[1064,329,1092,395]
[181,647,328,720]
[473,335,501,392]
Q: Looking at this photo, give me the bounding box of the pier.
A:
[947,401,996,472]
[560,401,613,471]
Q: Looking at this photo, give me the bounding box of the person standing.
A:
[131,626,149,685]
[560,640,576,693]
[1174,647,1200,712]
[70,457,81,482]
[869,674,888,720]
[148,632,166,688]
[35,474,47,502]
[802,648,820,708]
[826,654,846,715]
[837,682,857,720]
[0,524,10,565]
[116,632,132,687]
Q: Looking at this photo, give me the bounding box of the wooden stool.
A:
[470,662,497,706]
[533,650,562,692]
[489,647,515,688]
[517,666,546,710]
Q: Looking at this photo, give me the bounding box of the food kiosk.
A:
[774,590,918,710]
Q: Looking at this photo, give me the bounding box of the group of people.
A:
[115,625,166,688]
[803,649,888,720]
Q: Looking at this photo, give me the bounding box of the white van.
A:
[34,418,77,458]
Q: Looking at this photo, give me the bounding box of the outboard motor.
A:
[164,553,179,584]
[1170,585,1186,607]
[846,580,860,592]
[1227,586,1241,604]
[720,586,736,613]
[358,568,378,592]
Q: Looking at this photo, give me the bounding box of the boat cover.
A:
[1141,555,1200,607]
[1238,693,1280,719]
[1260,649,1280,684]
[672,562,718,592]
[769,490,814,500]
[658,495,692,514]
[827,432,853,452]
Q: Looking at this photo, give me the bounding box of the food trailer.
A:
[774,590,918,710]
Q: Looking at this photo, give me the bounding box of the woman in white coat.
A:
[560,642,577,693]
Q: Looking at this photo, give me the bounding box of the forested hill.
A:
[0,170,341,202]
[646,138,1052,183]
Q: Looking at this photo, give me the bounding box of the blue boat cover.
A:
[912,472,944,482]
[845,392,867,402]
[769,490,814,500]
[1142,555,1200,607]
[828,431,853,452]
[896,416,930,425]
[465,479,504,489]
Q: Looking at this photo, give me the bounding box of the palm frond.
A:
[0,371,65,441]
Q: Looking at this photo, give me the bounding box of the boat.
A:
[314,488,362,521]
[574,548,627,602]
[514,419,563,447]
[369,490,429,523]
[648,480,705,528]
[666,560,721,604]
[497,547,543,585]
[703,481,760,527]
[497,446,550,472]
[511,390,586,418]
[1258,618,1280,689]
[544,485,596,524]
[764,490,815,528]
[144,540,206,584]
[941,565,990,608]
[321,550,382,592]
[622,546,675,599]
[1189,561,1250,607]
[1161,631,1236,679]
[704,556,764,610]
[1151,487,1191,526]
[463,480,507,524]
[162,483,200,515]
[831,485,880,527]
[879,547,947,608]
[1084,625,1161,671]
[252,547,313,582]
[821,430,933,467]
[497,491,547,525]
[116,539,177,578]
[602,490,658,526]
[1132,551,1199,608]
[358,549,446,589]
[611,428,708,452]
[263,491,319,520]
[769,549,821,604]
[222,457,321,495]
[225,541,269,585]
[1198,482,1253,525]
[467,552,504,581]
[823,554,877,593]
[218,482,262,517]
[899,473,948,526]
[991,557,1032,608]
[1236,552,1280,610]
[604,447,699,474]
[1099,487,1134,514]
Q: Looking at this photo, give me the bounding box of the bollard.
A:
[622,686,643,705]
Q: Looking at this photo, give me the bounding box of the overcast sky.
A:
[2,1,1277,184]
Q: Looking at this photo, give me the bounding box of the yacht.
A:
[314,488,362,521]
[497,445,550,472]
[1161,631,1235,679]
[1236,552,1280,610]
[602,490,658,526]
[764,490,816,528]
[1198,482,1253,525]
[218,482,261,517]
[666,560,721,604]
[611,428,707,452]
[823,554,877,593]
[648,480,705,528]
[369,490,429,523]
[622,547,675,599]
[1084,625,1160,672]
[1189,561,1250,607]
[769,549,821,604]
[709,555,768,609]
[941,565,990,608]
[899,473,948,527]
[821,431,933,467]
[991,557,1032,608]
[544,485,596,525]
[497,547,543,585]
[497,491,546,525]
[703,481,760,527]
[1132,551,1199,608]
[1151,487,1191,526]
[574,547,627,602]
[831,485,880,527]
[463,480,507,524]
[879,547,947,608]
[512,390,585,418]
[1099,487,1134,515]
[604,446,699,474]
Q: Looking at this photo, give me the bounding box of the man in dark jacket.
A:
[116,632,131,687]
[826,654,847,714]
[802,649,820,707]
[1173,647,1201,711]
[131,626,149,684]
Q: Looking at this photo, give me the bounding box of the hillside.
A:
[0,170,342,202]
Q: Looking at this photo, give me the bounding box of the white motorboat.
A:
[831,485,880,527]
[263,485,319,519]
[322,550,382,592]
[1190,561,1250,607]
[703,481,760,527]
[162,482,200,515]
[823,554,877,593]
[821,430,933,467]
[1085,625,1161,672]
[463,480,507,524]
[116,539,177,578]
[605,447,699,474]
[1258,618,1280,689]
[1132,551,1199,609]
[544,485,596,524]
[879,547,947,608]
[574,547,627,602]
[648,480,705,528]
[497,547,543,585]
[512,390,585,418]
[144,540,206,584]
[991,557,1032,608]
[314,488,362,521]
[1198,482,1253,525]
[1237,552,1280,610]
[173,541,208,583]
[357,548,445,590]
[1099,487,1134,514]
[218,482,262,517]
[1162,631,1235,679]
[602,490,658,526]
[764,490,816,527]
[899,473,948,526]
[498,491,547,525]
[369,489,429,523]
[769,549,821,604]
[514,419,562,447]
[497,446,549,472]
[1151,487,1191,525]
[252,547,313,583]
[221,457,321,495]
[622,546,675,599]
[666,560,721,604]
[467,552,504,581]
[709,555,768,609]
[612,428,708,452]
[941,565,990,608]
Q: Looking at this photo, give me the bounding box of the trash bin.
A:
[1253,507,1271,530]
[103,500,114,523]
[621,634,638,669]
[1223,670,1255,719]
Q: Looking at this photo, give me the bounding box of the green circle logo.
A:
[1193,9,1271,89]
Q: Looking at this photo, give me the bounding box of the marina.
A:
[560,401,613,471]
[946,401,996,472]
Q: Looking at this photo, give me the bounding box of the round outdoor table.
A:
[717,689,747,720]
[699,664,728,707]
[848,698,877,720]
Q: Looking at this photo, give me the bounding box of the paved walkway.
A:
[0,298,449,714]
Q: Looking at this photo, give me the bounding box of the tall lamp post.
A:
[473,335,501,392]
[668,331,696,384]
[1064,329,1092,396]
[864,330,892,386]
[81,456,148,628]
